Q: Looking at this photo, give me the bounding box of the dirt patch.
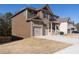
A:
[0,37,71,54]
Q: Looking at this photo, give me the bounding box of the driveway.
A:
[35,35,79,44]
[55,44,79,54]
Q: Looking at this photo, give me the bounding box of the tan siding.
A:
[37,11,44,18]
[12,10,31,38]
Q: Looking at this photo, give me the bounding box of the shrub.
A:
[60,32,64,35]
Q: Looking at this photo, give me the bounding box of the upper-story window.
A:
[43,10,52,20]
[44,14,48,18]
[71,28,74,31]
[43,10,49,19]
[28,10,36,18]
[49,15,52,21]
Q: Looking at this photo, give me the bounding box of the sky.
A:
[0,4,79,23]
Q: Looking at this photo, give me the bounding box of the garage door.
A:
[45,29,48,35]
[33,26,42,36]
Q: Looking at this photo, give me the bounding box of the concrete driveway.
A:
[35,35,79,44]
[55,44,79,54]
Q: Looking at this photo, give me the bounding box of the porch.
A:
[29,16,60,36]
[48,21,60,35]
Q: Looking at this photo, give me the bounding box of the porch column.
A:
[70,29,72,34]
[51,22,52,35]
[48,22,50,35]
[30,21,33,37]
[55,25,57,34]
[48,15,50,35]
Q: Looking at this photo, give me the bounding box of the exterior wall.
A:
[59,22,68,34]
[12,10,31,38]
[68,23,77,33]
[68,23,74,33]
[68,23,74,29]
[74,27,77,31]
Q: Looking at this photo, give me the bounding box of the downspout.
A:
[55,25,57,34]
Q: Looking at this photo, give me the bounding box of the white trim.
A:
[48,23,49,35]
[25,10,28,19]
[51,22,52,35]
[30,21,33,37]
[55,25,57,34]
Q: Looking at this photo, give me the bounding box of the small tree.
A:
[60,32,64,35]
[0,12,13,36]
[4,12,13,36]
[75,23,79,31]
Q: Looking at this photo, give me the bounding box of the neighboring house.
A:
[11,5,76,38]
[56,17,77,34]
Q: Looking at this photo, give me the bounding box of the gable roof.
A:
[11,4,53,18]
[56,17,74,24]
[11,7,37,18]
[56,18,69,22]
[42,4,53,15]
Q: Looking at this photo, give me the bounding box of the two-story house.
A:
[55,17,77,34]
[12,5,76,38]
[12,5,59,38]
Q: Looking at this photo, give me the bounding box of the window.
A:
[43,10,48,19]
[44,14,48,18]
[49,15,52,21]
[28,11,36,18]
[68,29,70,33]
[56,26,59,30]
[71,28,74,30]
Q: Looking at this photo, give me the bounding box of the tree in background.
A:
[0,18,7,36]
[0,12,13,36]
[75,23,79,31]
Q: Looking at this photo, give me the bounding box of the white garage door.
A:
[33,26,42,36]
[45,29,48,35]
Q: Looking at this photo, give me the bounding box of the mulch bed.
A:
[0,36,12,44]
[0,36,23,44]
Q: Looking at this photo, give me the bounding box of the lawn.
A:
[0,37,71,54]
